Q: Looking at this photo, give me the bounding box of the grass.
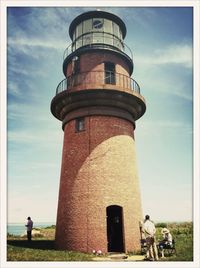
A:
[155,222,193,261]
[7,227,93,261]
[7,222,193,261]
[7,242,93,261]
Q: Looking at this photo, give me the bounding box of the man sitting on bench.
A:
[158,228,173,258]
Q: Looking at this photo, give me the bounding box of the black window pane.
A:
[105,62,116,85]
[76,118,85,132]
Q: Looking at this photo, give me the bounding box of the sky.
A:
[1,4,196,224]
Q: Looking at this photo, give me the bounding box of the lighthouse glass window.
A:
[76,23,83,38]
[104,19,113,46]
[82,20,92,46]
[83,19,92,33]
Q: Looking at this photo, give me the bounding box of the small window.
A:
[92,19,103,30]
[72,56,80,74]
[104,62,116,84]
[75,118,85,132]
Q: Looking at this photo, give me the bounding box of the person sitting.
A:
[159,228,173,258]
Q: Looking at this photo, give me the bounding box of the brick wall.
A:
[66,51,130,77]
[65,51,137,95]
[55,116,143,253]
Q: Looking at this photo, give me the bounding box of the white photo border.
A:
[0,1,199,268]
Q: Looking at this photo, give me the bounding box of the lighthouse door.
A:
[106,205,124,252]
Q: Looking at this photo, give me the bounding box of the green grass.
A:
[155,222,193,261]
[7,222,193,261]
[7,242,93,261]
[7,227,93,261]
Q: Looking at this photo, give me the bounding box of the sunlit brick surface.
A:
[55,116,143,253]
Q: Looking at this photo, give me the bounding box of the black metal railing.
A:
[63,32,133,60]
[55,71,140,95]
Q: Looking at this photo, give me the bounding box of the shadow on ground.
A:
[7,240,55,250]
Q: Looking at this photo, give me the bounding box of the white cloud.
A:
[8,102,50,120]
[7,81,22,97]
[8,37,67,51]
[7,190,58,223]
[154,44,192,68]
[8,128,62,146]
[136,43,192,68]
[134,44,193,102]
[141,119,192,130]
[136,118,193,142]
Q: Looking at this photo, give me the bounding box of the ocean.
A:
[7,222,55,236]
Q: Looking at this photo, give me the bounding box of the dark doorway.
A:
[106,205,124,252]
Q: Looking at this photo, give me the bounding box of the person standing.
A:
[143,215,158,261]
[25,216,33,242]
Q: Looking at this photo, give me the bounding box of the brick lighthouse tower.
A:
[51,10,146,253]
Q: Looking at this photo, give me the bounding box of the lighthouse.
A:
[51,10,146,253]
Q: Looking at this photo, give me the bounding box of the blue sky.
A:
[4,5,194,223]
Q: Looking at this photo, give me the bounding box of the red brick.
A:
[55,116,143,253]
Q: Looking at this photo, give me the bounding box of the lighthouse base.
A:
[55,115,143,254]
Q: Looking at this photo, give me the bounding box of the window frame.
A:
[75,117,85,132]
[104,62,116,85]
